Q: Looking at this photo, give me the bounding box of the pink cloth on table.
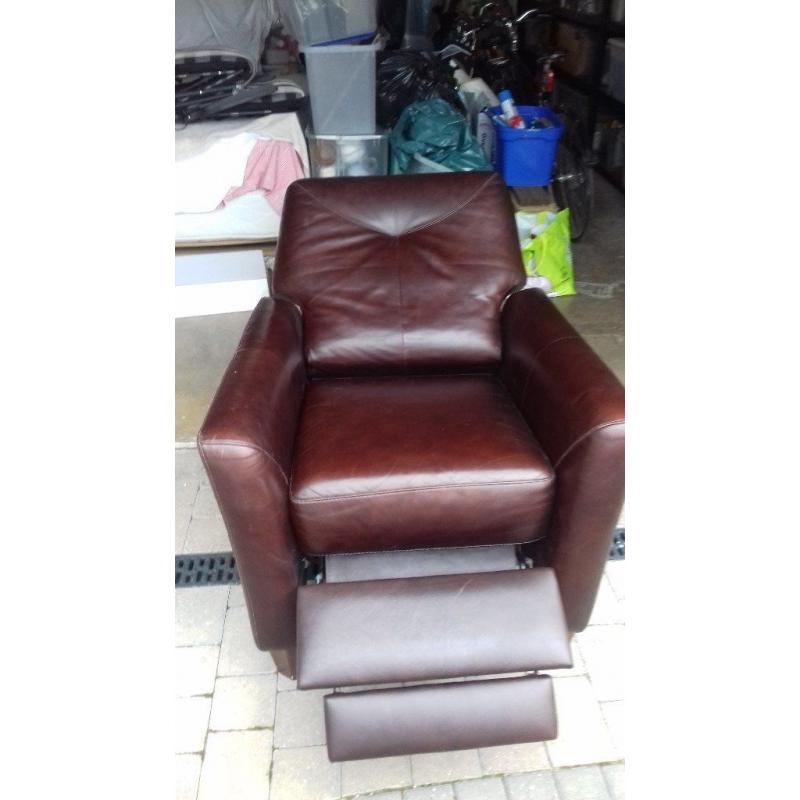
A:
[219,139,304,215]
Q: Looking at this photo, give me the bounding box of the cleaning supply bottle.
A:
[498,89,525,129]
[451,60,501,136]
[450,60,500,108]
[463,76,499,108]
[450,60,471,85]
[476,111,496,164]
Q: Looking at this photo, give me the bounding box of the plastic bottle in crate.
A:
[498,90,526,130]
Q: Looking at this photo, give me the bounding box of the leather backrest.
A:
[273,172,525,377]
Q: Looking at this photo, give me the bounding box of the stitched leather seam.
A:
[200,439,289,485]
[291,476,553,504]
[394,237,407,369]
[531,335,581,361]
[553,419,625,470]
[397,173,497,234]
[199,447,261,629]
[294,174,496,238]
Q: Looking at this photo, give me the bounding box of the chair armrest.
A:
[198,297,306,653]
[500,289,624,631]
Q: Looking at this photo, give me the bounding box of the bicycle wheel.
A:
[551,137,594,242]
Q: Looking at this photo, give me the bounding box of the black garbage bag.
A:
[376,49,464,129]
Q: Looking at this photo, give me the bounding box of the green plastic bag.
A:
[389,99,492,175]
[519,209,575,297]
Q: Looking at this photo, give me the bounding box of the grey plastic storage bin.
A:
[307,128,388,177]
[303,42,378,134]
[278,0,377,48]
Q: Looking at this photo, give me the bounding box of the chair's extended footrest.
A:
[297,567,571,689]
[325,675,556,761]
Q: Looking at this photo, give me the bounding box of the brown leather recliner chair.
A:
[198,171,624,761]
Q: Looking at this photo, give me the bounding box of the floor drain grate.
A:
[177,530,625,587]
[175,553,240,587]
[608,528,625,560]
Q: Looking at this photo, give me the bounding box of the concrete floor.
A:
[551,174,625,384]
[175,175,623,442]
[176,311,252,443]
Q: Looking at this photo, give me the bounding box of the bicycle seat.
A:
[516,8,547,24]
[537,51,565,64]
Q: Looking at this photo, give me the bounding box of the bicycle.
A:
[535,51,595,242]
[437,1,595,240]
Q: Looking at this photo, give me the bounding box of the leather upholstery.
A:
[199,172,625,668]
[197,298,306,650]
[324,675,557,761]
[501,288,625,631]
[296,568,572,689]
[290,374,554,554]
[273,172,525,377]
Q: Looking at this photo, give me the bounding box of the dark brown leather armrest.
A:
[500,289,625,631]
[198,297,306,652]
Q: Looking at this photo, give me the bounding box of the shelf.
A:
[594,164,624,192]
[551,8,623,37]
[597,90,624,114]
[553,67,594,96]
[554,68,624,115]
[552,8,603,32]
[520,0,624,194]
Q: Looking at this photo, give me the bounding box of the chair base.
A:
[269,647,296,680]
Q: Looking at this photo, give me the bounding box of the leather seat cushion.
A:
[289,375,555,555]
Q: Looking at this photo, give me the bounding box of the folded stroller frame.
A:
[175,54,306,125]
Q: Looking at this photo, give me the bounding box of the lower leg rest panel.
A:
[324,675,556,762]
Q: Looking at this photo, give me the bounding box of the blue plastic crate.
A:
[489,105,562,187]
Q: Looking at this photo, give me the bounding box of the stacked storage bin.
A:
[291,1,388,177]
[279,0,377,48]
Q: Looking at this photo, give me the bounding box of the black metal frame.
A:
[175,54,308,125]
[175,55,252,124]
[175,529,626,588]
